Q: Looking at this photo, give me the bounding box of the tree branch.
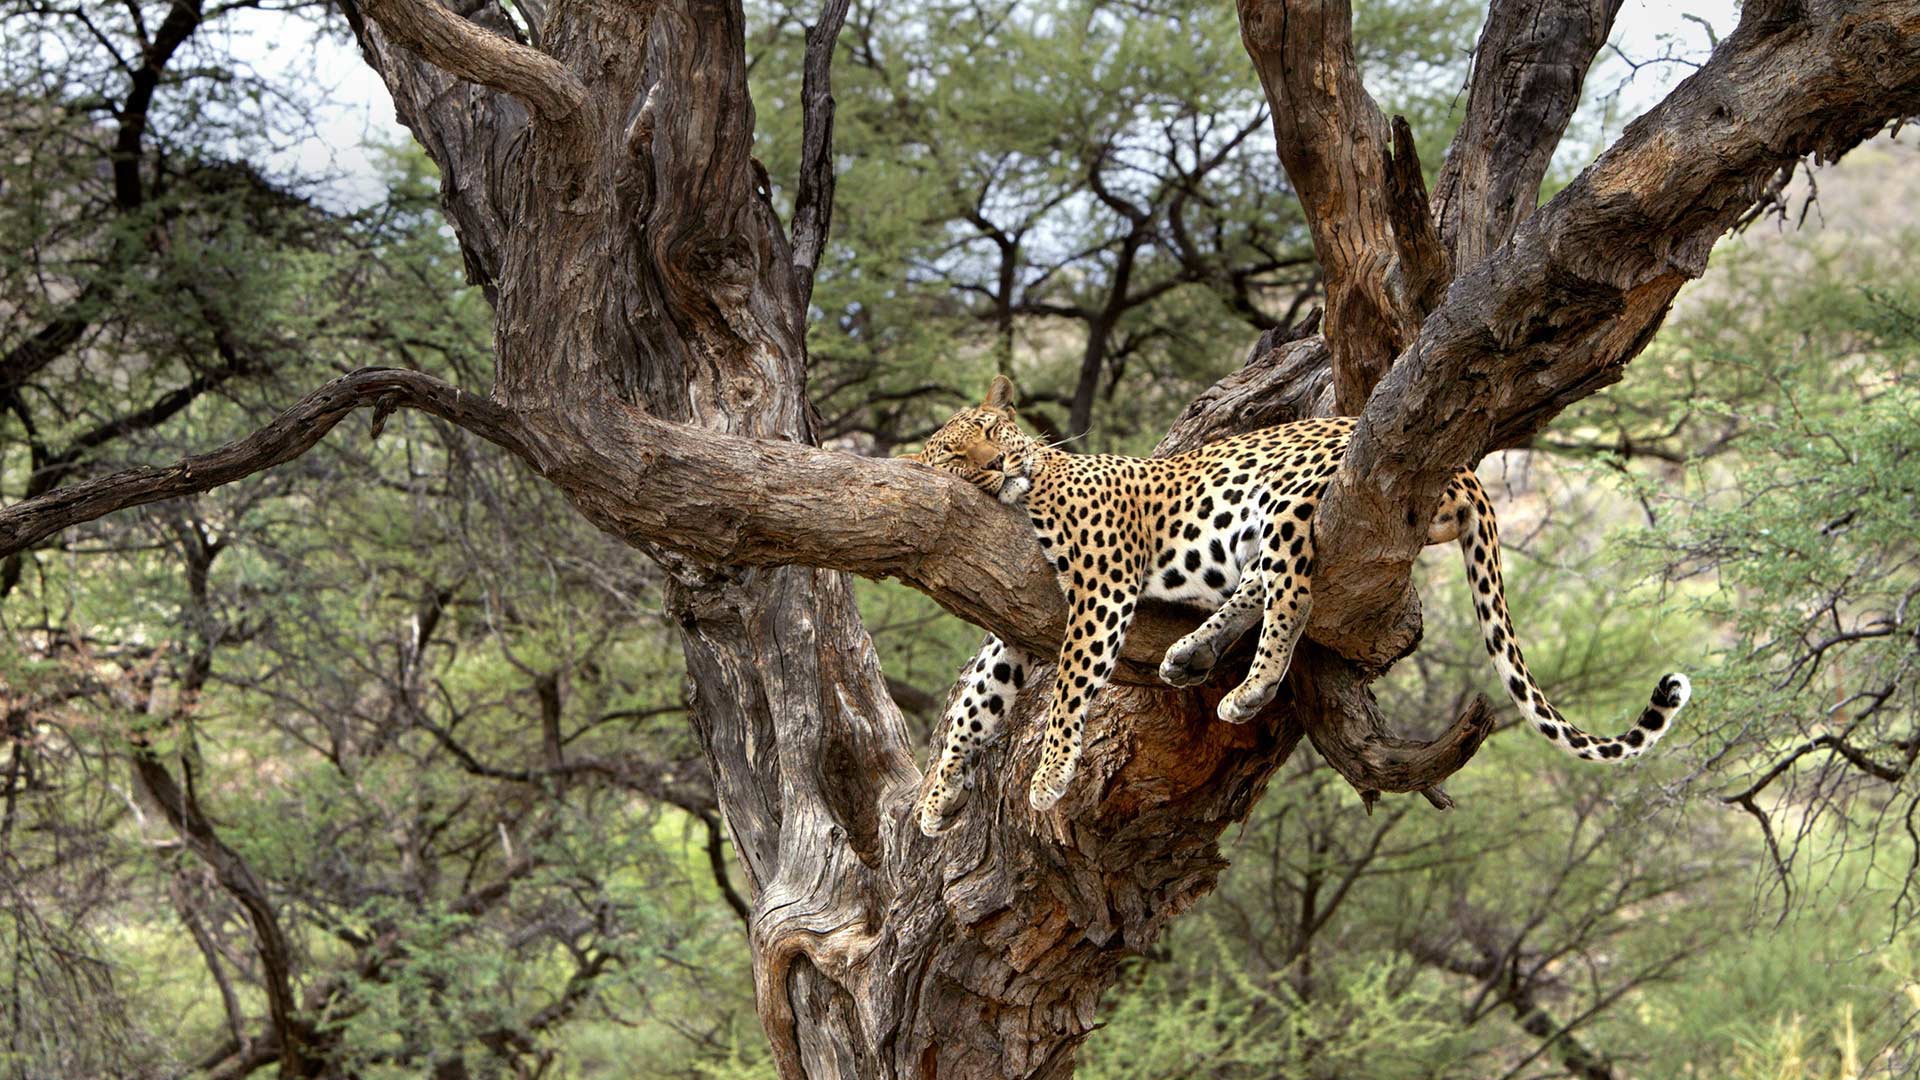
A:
[1433,0,1623,268]
[134,749,323,1075]
[0,368,532,562]
[355,0,587,123]
[702,810,753,925]
[341,0,519,296]
[1235,0,1404,410]
[1308,0,1920,664]
[788,0,851,313]
[0,285,103,398]
[1383,115,1449,319]
[168,869,251,1057]
[1290,646,1496,808]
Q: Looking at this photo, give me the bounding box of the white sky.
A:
[221,0,1743,209]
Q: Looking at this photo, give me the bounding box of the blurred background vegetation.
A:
[2,0,1916,1076]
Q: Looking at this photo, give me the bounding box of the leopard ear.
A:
[985,374,1017,411]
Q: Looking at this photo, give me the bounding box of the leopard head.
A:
[904,375,1042,504]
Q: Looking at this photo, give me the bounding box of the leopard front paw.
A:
[918,772,969,837]
[1158,635,1218,688]
[1028,767,1071,812]
[1217,679,1278,724]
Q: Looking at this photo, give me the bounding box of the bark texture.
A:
[5,0,1920,1076]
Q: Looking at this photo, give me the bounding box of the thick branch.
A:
[1433,0,1623,267]
[1158,320,1333,453]
[356,0,587,122]
[1309,0,1920,664]
[1236,0,1404,410]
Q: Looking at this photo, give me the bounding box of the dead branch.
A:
[1383,115,1450,319]
[789,0,852,312]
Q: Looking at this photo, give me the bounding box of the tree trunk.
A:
[5,0,1920,1076]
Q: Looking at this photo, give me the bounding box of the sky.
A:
[222,0,1743,209]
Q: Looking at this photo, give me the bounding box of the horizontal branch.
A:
[0,368,1188,680]
[515,397,1203,677]
[356,0,587,122]
[1721,733,1907,806]
[0,368,532,561]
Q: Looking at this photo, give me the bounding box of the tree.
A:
[0,8,757,1069]
[4,0,1920,1077]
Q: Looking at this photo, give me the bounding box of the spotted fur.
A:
[909,377,1690,835]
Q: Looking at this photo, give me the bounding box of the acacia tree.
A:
[4,0,1920,1076]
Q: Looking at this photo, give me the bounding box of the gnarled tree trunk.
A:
[3,0,1919,1075]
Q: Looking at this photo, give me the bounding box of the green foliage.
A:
[750,0,1478,452]
[1580,195,1920,915]
[1083,927,1473,1080]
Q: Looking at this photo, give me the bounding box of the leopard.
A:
[905,376,1691,837]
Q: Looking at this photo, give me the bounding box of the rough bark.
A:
[5,0,1920,1076]
[1309,0,1920,665]
[1432,0,1624,269]
[1235,0,1405,411]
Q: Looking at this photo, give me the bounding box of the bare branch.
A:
[1289,646,1496,808]
[1723,734,1908,806]
[356,0,587,122]
[1383,115,1449,319]
[0,369,531,562]
[789,0,852,312]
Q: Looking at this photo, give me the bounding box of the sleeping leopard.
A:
[906,376,1691,836]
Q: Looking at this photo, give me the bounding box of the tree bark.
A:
[5,0,1920,1076]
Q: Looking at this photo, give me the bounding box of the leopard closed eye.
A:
[907,376,1691,837]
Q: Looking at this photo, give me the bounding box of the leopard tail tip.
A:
[1660,672,1691,710]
